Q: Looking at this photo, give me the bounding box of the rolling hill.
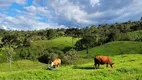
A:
[79,41,142,57]
[0,54,141,80]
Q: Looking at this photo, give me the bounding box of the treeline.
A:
[0,19,142,43]
[0,18,142,65]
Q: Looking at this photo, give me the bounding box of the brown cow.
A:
[51,58,61,68]
[94,56,114,69]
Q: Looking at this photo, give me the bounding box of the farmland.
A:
[0,54,141,80]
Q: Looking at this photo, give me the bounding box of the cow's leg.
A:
[106,64,108,67]
[55,64,58,68]
[98,63,100,69]
[110,64,113,68]
[57,64,59,67]
[94,58,99,69]
[94,63,97,69]
[53,65,55,68]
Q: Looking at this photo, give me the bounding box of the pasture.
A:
[31,37,80,50]
[0,37,142,80]
[0,54,142,80]
[79,41,142,56]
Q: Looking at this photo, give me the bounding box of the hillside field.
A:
[0,54,142,80]
[0,37,142,80]
[79,41,142,57]
[31,37,80,50]
[14,37,80,56]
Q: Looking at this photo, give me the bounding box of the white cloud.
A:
[1,0,142,30]
[0,0,26,9]
[15,0,27,5]
[0,11,66,30]
[24,5,50,17]
[46,0,142,26]
[90,0,100,7]
[46,0,92,27]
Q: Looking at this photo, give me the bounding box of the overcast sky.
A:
[0,0,142,30]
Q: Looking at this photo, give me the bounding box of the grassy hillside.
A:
[15,37,79,54]
[30,37,142,57]
[0,54,141,80]
[79,41,142,57]
[0,60,47,72]
[1,37,142,80]
[31,37,80,50]
[14,37,80,61]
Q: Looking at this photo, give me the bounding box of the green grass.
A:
[0,54,142,80]
[15,37,80,55]
[14,37,80,60]
[1,37,142,79]
[79,41,142,57]
[31,37,80,50]
[0,60,47,72]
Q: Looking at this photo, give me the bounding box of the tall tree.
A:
[75,36,94,57]
[1,34,20,71]
[46,29,57,40]
[65,28,80,49]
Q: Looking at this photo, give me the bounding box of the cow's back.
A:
[95,56,111,64]
[53,58,61,65]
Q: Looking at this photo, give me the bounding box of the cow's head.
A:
[110,63,114,68]
[51,62,54,67]
[51,62,56,68]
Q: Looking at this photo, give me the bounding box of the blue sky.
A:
[0,0,142,30]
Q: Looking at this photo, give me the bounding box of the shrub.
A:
[61,49,78,64]
[18,48,37,61]
[38,49,59,64]
[0,50,7,63]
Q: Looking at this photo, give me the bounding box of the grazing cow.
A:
[94,56,114,69]
[51,58,61,68]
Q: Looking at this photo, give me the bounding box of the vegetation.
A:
[125,30,142,41]
[0,60,47,72]
[0,18,142,79]
[0,54,141,80]
[79,41,142,57]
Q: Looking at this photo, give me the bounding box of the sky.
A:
[0,0,142,30]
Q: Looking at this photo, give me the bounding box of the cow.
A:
[51,58,61,68]
[94,56,114,69]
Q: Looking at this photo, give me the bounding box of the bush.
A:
[61,49,78,64]
[23,38,31,47]
[0,51,7,63]
[18,48,36,61]
[38,49,59,64]
[41,36,47,40]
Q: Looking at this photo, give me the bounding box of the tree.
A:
[46,29,57,40]
[90,25,98,33]
[75,36,94,57]
[23,37,31,47]
[1,34,20,71]
[107,29,121,42]
[65,28,80,49]
[140,17,142,22]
